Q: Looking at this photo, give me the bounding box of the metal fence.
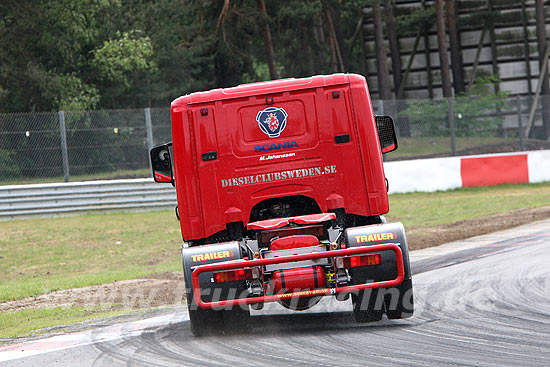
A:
[1,95,550,184]
[374,95,550,161]
[0,108,171,183]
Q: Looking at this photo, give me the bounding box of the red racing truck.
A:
[150,73,413,336]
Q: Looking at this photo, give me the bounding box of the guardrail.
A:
[0,179,177,220]
[1,150,548,220]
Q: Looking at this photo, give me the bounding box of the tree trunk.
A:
[314,13,325,44]
[383,0,402,96]
[435,0,452,98]
[397,29,422,100]
[346,13,364,63]
[535,0,550,139]
[383,0,407,136]
[468,27,487,90]
[487,0,500,93]
[522,0,533,96]
[360,13,367,76]
[304,29,315,75]
[325,8,345,72]
[422,0,434,98]
[327,14,339,73]
[257,0,278,79]
[445,0,465,95]
[330,7,347,69]
[396,29,422,138]
[372,0,392,100]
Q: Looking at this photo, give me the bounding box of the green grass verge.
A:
[0,307,132,339]
[386,182,550,227]
[0,210,182,302]
[0,182,548,339]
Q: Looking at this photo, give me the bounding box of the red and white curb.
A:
[0,312,187,363]
[385,150,550,194]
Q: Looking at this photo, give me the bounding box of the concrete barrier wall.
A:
[384,150,550,194]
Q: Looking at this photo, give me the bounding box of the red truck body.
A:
[151,73,412,336]
[170,74,388,241]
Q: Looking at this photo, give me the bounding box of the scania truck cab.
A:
[150,73,413,336]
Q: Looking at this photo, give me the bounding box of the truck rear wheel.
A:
[351,289,384,323]
[188,304,251,336]
[188,306,223,336]
[384,278,414,319]
[221,306,250,333]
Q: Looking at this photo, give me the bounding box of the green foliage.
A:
[458,10,497,28]
[399,76,509,137]
[0,0,107,112]
[396,7,436,34]
[272,0,326,77]
[91,31,157,88]
[52,74,100,111]
[0,0,371,112]
[0,151,20,178]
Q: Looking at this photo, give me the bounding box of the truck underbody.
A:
[181,209,413,336]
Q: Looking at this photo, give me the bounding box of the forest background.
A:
[2,0,548,116]
[2,0,550,182]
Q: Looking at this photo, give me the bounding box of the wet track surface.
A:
[4,223,550,366]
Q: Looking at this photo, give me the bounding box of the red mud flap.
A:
[191,243,404,309]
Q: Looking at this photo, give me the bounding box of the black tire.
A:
[384,278,414,319]
[352,289,384,323]
[221,306,251,334]
[188,305,223,337]
[186,286,223,336]
[187,292,250,336]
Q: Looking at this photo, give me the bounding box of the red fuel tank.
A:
[271,266,326,294]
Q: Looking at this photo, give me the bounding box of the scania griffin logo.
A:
[256,106,288,138]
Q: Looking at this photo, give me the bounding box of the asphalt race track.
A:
[2,220,550,366]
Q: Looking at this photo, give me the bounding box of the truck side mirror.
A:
[375,115,398,154]
[150,143,174,184]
